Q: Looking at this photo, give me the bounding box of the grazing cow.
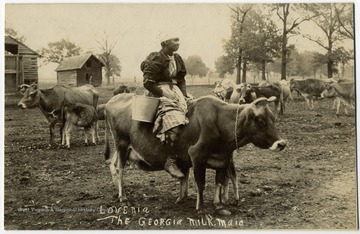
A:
[97,104,106,121]
[213,79,236,102]
[289,78,325,110]
[104,94,286,214]
[113,84,131,96]
[62,103,98,148]
[322,81,355,116]
[17,83,99,145]
[239,83,284,117]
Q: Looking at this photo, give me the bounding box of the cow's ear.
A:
[31,83,38,90]
[18,84,30,95]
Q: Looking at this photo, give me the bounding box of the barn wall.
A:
[5,73,17,92]
[22,55,38,84]
[57,70,77,87]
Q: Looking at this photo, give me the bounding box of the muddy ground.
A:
[4,85,358,230]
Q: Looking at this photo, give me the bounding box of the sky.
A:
[3,1,356,80]
[5,4,232,79]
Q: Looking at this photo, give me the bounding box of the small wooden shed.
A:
[55,53,104,87]
[5,36,40,92]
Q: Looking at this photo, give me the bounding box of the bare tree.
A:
[302,3,350,78]
[335,3,354,40]
[272,3,318,80]
[97,32,119,86]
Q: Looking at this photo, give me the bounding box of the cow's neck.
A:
[218,104,249,149]
[38,89,59,114]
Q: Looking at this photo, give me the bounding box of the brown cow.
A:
[289,78,325,110]
[62,103,98,148]
[104,94,286,214]
[322,81,355,116]
[239,83,284,117]
[18,83,99,145]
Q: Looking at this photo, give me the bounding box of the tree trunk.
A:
[327,60,333,78]
[236,53,242,84]
[261,60,266,81]
[242,60,247,83]
[281,34,287,80]
[281,6,288,81]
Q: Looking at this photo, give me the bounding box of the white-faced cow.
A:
[62,103,98,148]
[322,81,355,116]
[289,78,325,110]
[17,83,99,146]
[213,79,236,102]
[104,94,286,215]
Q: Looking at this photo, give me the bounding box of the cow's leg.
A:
[176,168,190,204]
[332,98,337,110]
[84,127,89,145]
[97,122,100,143]
[189,145,207,211]
[65,123,73,148]
[223,158,239,203]
[310,96,315,110]
[304,97,310,109]
[336,98,341,116]
[49,123,55,146]
[91,124,97,145]
[214,168,232,216]
[114,139,130,203]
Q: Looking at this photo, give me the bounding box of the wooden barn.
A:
[55,54,104,87]
[4,36,40,92]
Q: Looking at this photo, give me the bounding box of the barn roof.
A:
[55,53,104,72]
[5,35,40,56]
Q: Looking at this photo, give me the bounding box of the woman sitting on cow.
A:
[140,32,189,179]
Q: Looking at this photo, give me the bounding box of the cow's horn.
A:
[252,97,268,106]
[267,96,277,102]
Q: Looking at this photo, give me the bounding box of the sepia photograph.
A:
[2,1,358,231]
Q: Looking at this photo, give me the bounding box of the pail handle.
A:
[133,83,144,96]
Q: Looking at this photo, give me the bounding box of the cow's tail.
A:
[104,108,111,161]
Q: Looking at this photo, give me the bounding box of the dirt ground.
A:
[3,85,358,230]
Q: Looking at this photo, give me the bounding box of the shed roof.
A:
[55,53,104,72]
[5,36,40,56]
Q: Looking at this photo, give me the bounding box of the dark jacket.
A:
[141,50,187,97]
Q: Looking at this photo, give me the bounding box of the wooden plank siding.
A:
[5,36,39,92]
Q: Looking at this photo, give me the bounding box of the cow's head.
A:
[17,83,40,109]
[238,97,286,151]
[321,82,336,98]
[213,81,225,98]
[289,79,298,92]
[239,83,254,104]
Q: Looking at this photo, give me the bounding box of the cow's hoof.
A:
[216,207,232,216]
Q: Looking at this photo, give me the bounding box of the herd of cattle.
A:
[15,78,354,214]
[213,77,355,117]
